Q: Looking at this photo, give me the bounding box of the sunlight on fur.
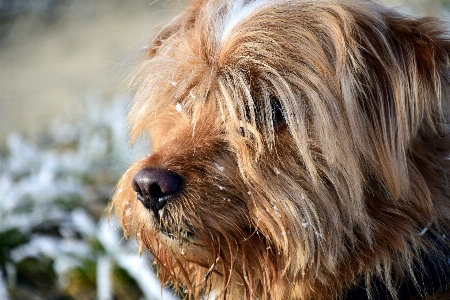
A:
[111,0,450,299]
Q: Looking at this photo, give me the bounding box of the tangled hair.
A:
[111,0,450,299]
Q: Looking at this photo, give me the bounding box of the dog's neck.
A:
[345,230,450,300]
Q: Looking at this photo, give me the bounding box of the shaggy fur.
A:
[111,0,450,299]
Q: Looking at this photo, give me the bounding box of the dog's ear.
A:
[332,4,450,198]
[388,15,450,83]
[346,7,450,198]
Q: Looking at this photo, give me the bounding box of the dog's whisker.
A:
[204,257,220,281]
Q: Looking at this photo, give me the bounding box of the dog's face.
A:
[112,0,450,299]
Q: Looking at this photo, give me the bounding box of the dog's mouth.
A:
[150,203,202,245]
[133,187,200,244]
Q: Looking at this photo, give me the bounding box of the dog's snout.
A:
[132,168,184,213]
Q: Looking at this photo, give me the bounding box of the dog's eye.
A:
[270,96,285,127]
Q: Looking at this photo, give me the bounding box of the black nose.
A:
[132,168,184,214]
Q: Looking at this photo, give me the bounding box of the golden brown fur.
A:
[111,0,450,299]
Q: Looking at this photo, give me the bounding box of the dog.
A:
[111,0,450,298]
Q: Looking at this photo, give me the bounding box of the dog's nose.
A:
[132,168,184,213]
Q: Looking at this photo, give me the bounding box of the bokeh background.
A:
[0,0,449,299]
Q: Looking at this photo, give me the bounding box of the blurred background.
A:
[0,0,448,299]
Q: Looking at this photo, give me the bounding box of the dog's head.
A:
[112,0,450,298]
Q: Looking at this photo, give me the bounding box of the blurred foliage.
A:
[0,229,29,265]
[111,266,144,300]
[64,259,97,299]
[0,97,174,300]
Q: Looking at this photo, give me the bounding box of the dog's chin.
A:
[155,225,216,265]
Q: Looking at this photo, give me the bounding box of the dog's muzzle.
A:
[132,168,184,218]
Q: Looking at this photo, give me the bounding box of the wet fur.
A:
[111,0,450,299]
